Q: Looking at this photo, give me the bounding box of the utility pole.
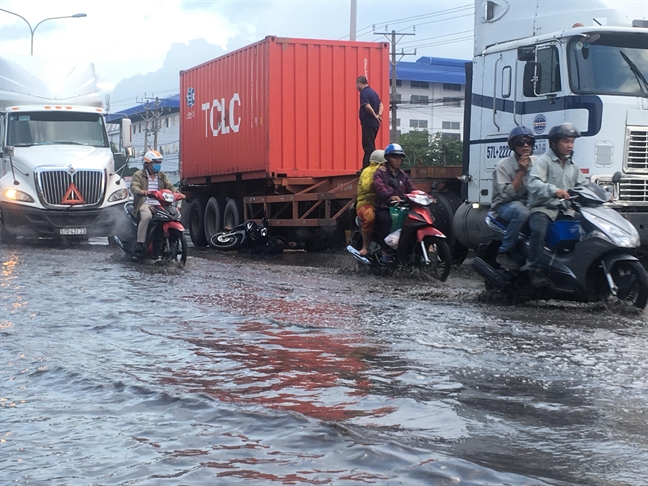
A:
[349,0,357,41]
[375,29,416,141]
[137,95,162,152]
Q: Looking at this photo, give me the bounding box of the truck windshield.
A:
[7,111,109,147]
[568,32,648,97]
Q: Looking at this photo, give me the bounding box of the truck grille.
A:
[618,179,648,203]
[626,128,648,172]
[37,170,105,207]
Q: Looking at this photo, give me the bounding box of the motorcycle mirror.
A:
[612,171,622,184]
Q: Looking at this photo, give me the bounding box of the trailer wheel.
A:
[223,198,243,229]
[188,199,208,247]
[431,191,469,266]
[205,197,226,248]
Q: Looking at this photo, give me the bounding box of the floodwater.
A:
[1,241,647,486]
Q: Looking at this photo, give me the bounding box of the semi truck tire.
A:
[188,199,208,247]
[205,197,225,249]
[430,191,469,265]
[223,198,243,229]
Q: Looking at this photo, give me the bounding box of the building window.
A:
[389,79,402,87]
[392,93,402,103]
[396,118,401,127]
[410,95,429,105]
[441,132,461,140]
[442,97,461,107]
[443,83,462,91]
[409,119,428,129]
[411,81,430,89]
[442,121,461,130]
[165,117,170,128]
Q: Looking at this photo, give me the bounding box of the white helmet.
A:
[143,150,163,164]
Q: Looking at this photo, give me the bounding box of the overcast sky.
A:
[0,0,474,112]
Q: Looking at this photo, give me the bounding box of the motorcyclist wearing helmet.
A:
[356,149,387,255]
[130,150,185,253]
[491,126,536,271]
[373,143,415,262]
[526,122,587,286]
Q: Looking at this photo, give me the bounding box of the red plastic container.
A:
[180,36,390,183]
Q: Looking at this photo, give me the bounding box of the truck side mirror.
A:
[121,118,132,149]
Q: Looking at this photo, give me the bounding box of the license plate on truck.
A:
[59,228,87,235]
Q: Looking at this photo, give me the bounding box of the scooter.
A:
[112,189,188,265]
[209,217,285,252]
[347,190,452,282]
[471,176,648,308]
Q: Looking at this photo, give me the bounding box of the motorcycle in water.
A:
[210,217,286,253]
[471,177,648,309]
[112,189,188,265]
[347,190,452,282]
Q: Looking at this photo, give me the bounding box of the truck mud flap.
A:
[471,257,512,289]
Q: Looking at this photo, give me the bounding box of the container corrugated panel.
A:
[180,36,390,181]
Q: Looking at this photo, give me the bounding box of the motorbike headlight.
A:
[163,193,175,203]
[5,188,35,203]
[108,188,129,202]
[586,213,640,248]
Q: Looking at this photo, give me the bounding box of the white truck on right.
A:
[453,0,648,258]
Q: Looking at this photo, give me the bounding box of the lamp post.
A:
[0,8,87,55]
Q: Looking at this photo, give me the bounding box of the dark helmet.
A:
[548,123,581,144]
[507,125,535,150]
[384,143,406,157]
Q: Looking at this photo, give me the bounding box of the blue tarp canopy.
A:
[106,94,180,123]
[393,56,468,85]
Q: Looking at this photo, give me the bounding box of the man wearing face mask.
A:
[130,150,183,254]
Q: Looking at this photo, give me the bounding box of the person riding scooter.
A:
[130,150,185,254]
[373,143,415,263]
[491,126,536,271]
[526,123,587,287]
[356,149,386,256]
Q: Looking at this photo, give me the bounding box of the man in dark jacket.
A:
[373,143,415,262]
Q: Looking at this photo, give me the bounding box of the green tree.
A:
[398,131,462,168]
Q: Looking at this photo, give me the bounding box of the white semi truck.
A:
[0,56,132,241]
[452,0,648,257]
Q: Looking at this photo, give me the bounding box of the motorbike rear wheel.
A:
[596,260,648,309]
[167,229,188,265]
[417,236,452,282]
[210,230,244,251]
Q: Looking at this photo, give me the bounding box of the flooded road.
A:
[1,242,647,485]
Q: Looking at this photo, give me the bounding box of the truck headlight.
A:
[108,188,129,202]
[5,189,35,203]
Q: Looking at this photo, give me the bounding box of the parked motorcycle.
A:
[112,189,188,265]
[347,190,452,281]
[471,177,648,308]
[210,217,286,253]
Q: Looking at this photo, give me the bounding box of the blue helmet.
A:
[384,143,406,157]
[507,125,535,150]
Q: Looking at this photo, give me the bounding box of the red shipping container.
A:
[180,36,390,183]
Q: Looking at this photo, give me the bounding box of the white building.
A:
[391,57,467,140]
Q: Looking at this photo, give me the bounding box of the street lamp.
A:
[0,8,87,55]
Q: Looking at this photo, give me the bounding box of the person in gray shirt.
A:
[491,126,536,271]
[526,123,587,287]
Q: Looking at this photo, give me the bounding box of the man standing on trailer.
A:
[356,76,384,168]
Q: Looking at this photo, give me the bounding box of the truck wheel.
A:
[205,197,225,248]
[431,191,469,266]
[188,199,208,247]
[223,198,243,229]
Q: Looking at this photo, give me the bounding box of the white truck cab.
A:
[453,0,648,253]
[0,56,132,241]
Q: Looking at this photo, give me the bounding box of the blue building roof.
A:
[106,94,180,123]
[393,56,468,85]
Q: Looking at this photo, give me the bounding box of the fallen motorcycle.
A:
[347,190,452,281]
[112,189,188,265]
[210,217,287,253]
[471,177,648,308]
